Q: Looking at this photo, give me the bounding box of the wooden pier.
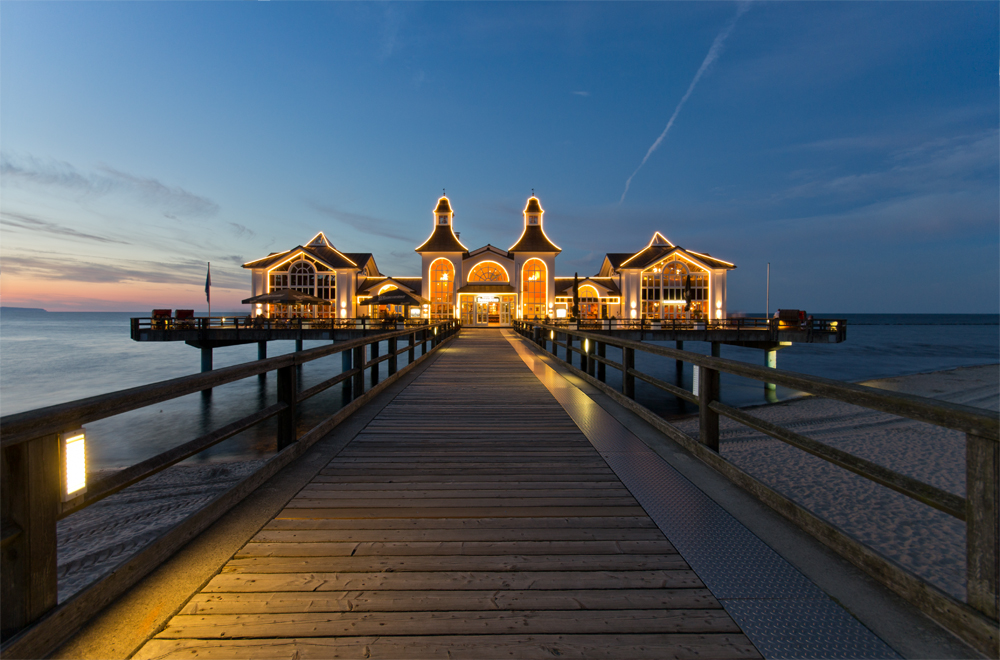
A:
[1,324,996,658]
[132,332,758,659]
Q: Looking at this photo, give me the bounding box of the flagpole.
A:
[206,262,211,321]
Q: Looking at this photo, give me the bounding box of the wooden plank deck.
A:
[133,330,761,659]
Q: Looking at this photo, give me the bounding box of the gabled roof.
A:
[554,276,621,297]
[357,276,421,295]
[242,244,360,271]
[465,244,511,260]
[415,224,468,253]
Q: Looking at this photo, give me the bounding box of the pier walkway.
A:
[122,330,923,660]
[133,331,760,659]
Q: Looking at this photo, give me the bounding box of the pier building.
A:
[242,194,737,327]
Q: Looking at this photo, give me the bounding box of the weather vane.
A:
[531,188,535,196]
[443,188,446,196]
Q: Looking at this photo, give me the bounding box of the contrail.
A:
[620,2,751,205]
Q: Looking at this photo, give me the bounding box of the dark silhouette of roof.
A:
[415,224,468,253]
[509,225,561,254]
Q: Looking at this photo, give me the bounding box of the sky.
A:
[1,1,997,313]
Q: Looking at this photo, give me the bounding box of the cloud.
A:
[772,129,998,205]
[227,222,256,239]
[308,201,416,243]
[0,211,131,245]
[620,1,752,204]
[0,252,246,289]
[1,153,220,217]
[572,91,590,97]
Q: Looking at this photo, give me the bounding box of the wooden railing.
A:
[131,316,433,335]
[528,316,844,334]
[513,320,998,656]
[0,321,459,657]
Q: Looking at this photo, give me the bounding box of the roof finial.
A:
[531,188,534,197]
[443,188,446,196]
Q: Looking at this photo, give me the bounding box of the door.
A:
[500,302,511,325]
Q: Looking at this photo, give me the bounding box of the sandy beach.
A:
[673,363,999,600]
[57,364,998,604]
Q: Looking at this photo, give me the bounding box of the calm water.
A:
[1,309,997,471]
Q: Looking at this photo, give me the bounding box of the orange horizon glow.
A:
[1,277,248,312]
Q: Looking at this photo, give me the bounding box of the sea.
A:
[1,308,997,473]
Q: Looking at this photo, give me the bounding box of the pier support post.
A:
[622,347,635,399]
[370,340,380,386]
[1,435,59,638]
[675,341,684,378]
[711,342,721,358]
[257,341,267,361]
[342,349,353,397]
[352,345,365,396]
[699,367,720,452]
[409,332,416,363]
[585,338,595,377]
[967,431,999,619]
[294,339,303,353]
[388,337,397,376]
[276,365,297,450]
[565,334,573,365]
[200,347,213,373]
[597,342,606,382]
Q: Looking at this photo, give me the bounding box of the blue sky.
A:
[2,1,997,312]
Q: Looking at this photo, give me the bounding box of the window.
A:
[521,258,546,319]
[430,258,455,321]
[469,262,507,282]
[529,215,538,225]
[642,256,708,318]
[289,261,315,294]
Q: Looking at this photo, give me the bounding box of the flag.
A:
[205,262,211,304]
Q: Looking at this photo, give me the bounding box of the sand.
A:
[56,364,998,605]
[672,363,998,600]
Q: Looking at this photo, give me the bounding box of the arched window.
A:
[289,261,315,294]
[430,258,455,321]
[578,285,599,300]
[469,262,508,282]
[644,256,708,319]
[379,284,398,294]
[521,259,546,319]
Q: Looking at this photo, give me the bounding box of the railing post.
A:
[342,347,353,398]
[353,345,365,397]
[276,365,297,450]
[698,366,720,452]
[388,336,397,376]
[565,333,573,364]
[1,435,59,639]
[622,346,635,399]
[585,337,595,377]
[409,332,416,363]
[370,340,380,386]
[967,431,999,619]
[597,341,606,381]
[422,329,428,355]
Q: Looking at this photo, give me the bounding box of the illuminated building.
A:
[243,195,735,324]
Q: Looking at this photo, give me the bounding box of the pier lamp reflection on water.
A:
[60,429,87,501]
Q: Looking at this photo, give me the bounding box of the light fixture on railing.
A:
[60,429,87,502]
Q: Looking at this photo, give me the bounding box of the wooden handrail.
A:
[0,320,459,652]
[524,321,997,439]
[513,319,998,653]
[1,325,444,448]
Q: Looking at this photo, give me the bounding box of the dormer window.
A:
[529,215,539,225]
[439,215,448,224]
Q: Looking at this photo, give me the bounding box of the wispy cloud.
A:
[227,222,256,239]
[0,211,131,245]
[0,253,246,288]
[572,91,590,97]
[620,1,752,204]
[1,153,220,217]
[308,201,416,243]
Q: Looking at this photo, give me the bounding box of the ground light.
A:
[60,429,87,502]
